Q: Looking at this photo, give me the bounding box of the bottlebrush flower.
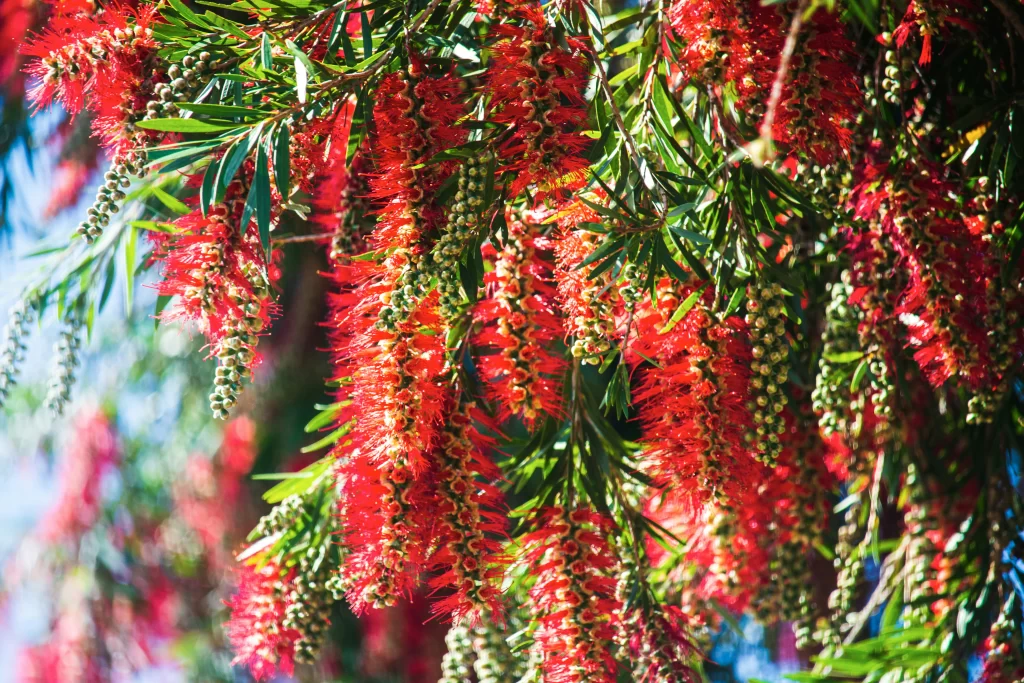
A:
[521,507,620,683]
[667,0,756,91]
[22,5,160,152]
[553,198,622,365]
[44,157,96,218]
[226,557,301,681]
[326,260,448,609]
[849,155,1004,410]
[154,181,273,418]
[40,408,120,543]
[485,1,590,199]
[763,7,860,165]
[613,559,697,683]
[314,102,375,262]
[368,62,466,325]
[428,398,508,623]
[630,279,758,503]
[475,212,565,427]
[892,0,976,65]
[669,1,859,163]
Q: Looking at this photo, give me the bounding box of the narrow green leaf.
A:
[123,226,138,313]
[256,143,272,261]
[273,125,290,200]
[261,31,273,69]
[151,187,191,215]
[660,284,707,334]
[850,358,869,392]
[136,118,245,133]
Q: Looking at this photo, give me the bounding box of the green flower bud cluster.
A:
[439,624,474,683]
[0,300,35,408]
[45,311,84,417]
[569,232,617,366]
[812,277,863,440]
[903,464,937,629]
[877,37,911,105]
[253,494,303,538]
[618,263,644,316]
[76,153,146,243]
[819,501,864,651]
[434,152,492,319]
[284,544,342,664]
[210,263,269,419]
[144,51,217,120]
[746,281,789,465]
[473,619,524,683]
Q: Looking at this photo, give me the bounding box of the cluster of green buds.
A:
[253,494,304,538]
[746,280,789,465]
[568,233,617,366]
[0,300,35,408]
[472,619,524,683]
[144,51,217,120]
[812,276,864,439]
[76,152,146,243]
[439,624,474,683]
[878,34,909,105]
[210,262,269,419]
[618,263,645,317]
[45,311,84,417]
[818,500,865,651]
[903,463,938,629]
[433,152,492,319]
[980,597,1023,678]
[283,543,343,664]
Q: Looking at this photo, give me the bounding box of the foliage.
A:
[2,0,1024,680]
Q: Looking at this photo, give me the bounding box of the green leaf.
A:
[151,188,191,215]
[136,118,246,133]
[660,284,707,334]
[824,350,865,364]
[273,125,291,200]
[304,402,344,432]
[261,31,273,69]
[122,226,138,313]
[176,103,266,118]
[200,156,220,216]
[850,358,869,392]
[216,138,251,200]
[255,143,272,261]
[300,422,353,453]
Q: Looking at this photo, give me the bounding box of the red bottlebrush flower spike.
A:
[226,557,301,682]
[849,155,1005,416]
[522,507,620,683]
[428,398,509,623]
[475,212,565,427]
[892,0,976,65]
[667,0,756,92]
[22,5,160,153]
[327,261,448,609]
[630,280,758,503]
[764,8,861,165]
[154,181,273,418]
[314,101,375,261]
[368,62,466,324]
[485,1,590,199]
[553,198,622,365]
[40,409,120,543]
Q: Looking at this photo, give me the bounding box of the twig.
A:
[757,0,810,159]
[842,536,909,645]
[271,233,332,245]
[991,0,1024,42]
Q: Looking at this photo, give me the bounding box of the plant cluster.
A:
[3,0,1024,680]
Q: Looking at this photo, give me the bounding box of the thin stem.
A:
[757,0,810,159]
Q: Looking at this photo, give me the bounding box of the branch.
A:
[754,0,810,164]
